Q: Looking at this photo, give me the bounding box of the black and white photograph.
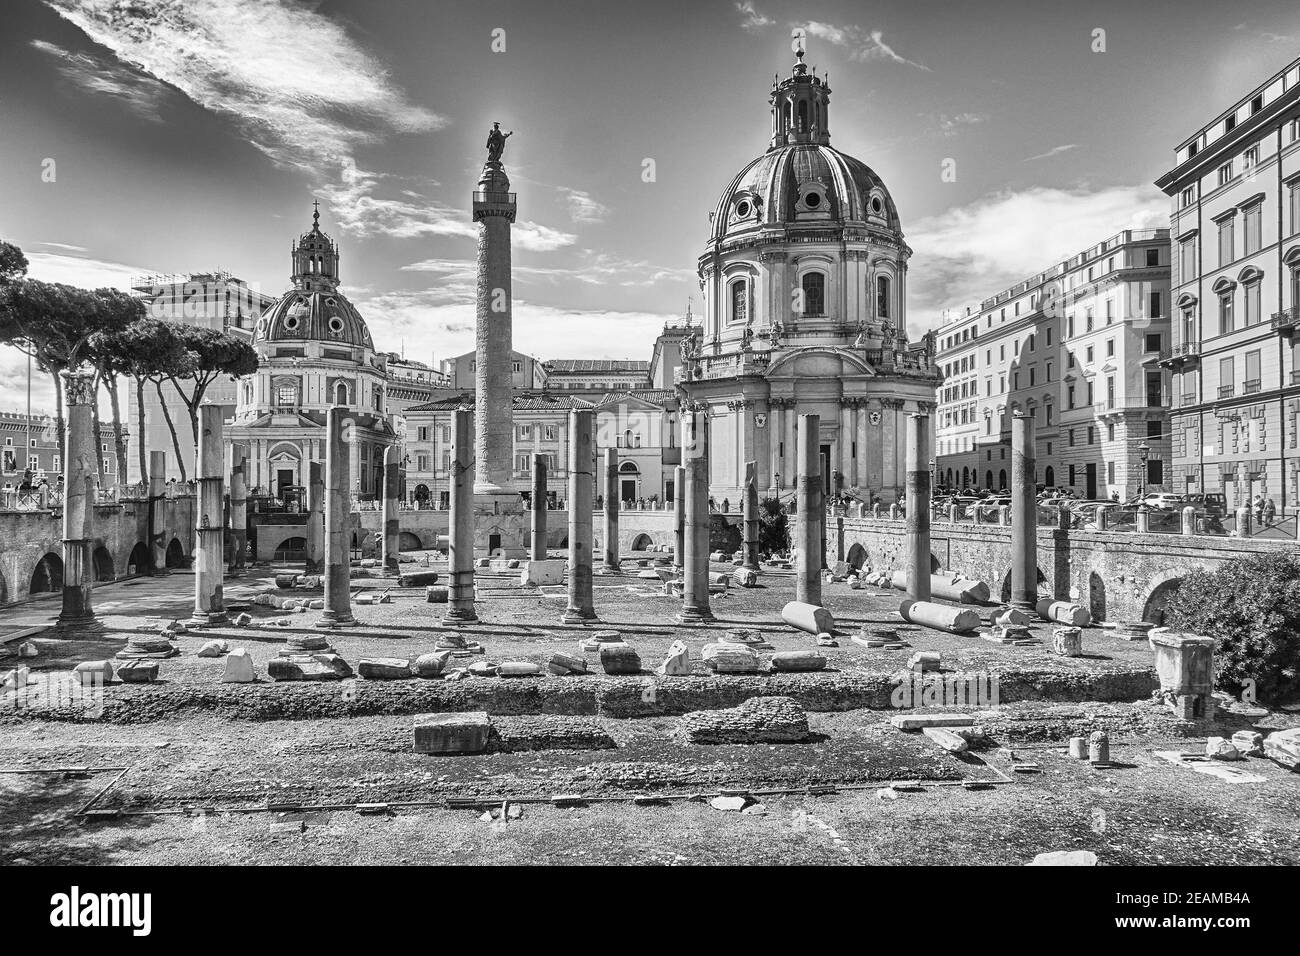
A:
[0,0,1297,921]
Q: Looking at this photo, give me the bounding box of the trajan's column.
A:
[471,122,526,557]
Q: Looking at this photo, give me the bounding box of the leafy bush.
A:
[1162,552,1300,702]
[758,497,789,555]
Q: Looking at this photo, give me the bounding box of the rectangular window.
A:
[1106,339,1115,357]
[1067,316,1075,338]
[1220,293,1235,334]
[1180,237,1197,280]
[1244,282,1261,326]
[1106,375,1115,409]
[1046,362,1053,381]
[1219,217,1235,266]
[1148,291,1161,318]
[1245,349,1261,394]
[416,454,429,471]
[1219,162,1233,185]
[1067,386,1075,409]
[1085,308,1094,332]
[1244,204,1262,255]
[1045,405,1054,425]
[1087,426,1095,445]
[1107,422,1115,442]
[1219,356,1234,397]
[1145,333,1162,353]
[1069,464,1076,485]
[1107,461,1115,484]
[1046,327,1053,346]
[1181,186,1195,208]
[1146,248,1159,267]
[1029,367,1036,386]
[1291,183,1300,236]
[1086,346,1094,364]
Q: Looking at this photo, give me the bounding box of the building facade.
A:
[125,271,276,482]
[933,228,1172,500]
[683,46,940,504]
[227,208,397,500]
[1155,54,1300,514]
[1,411,123,490]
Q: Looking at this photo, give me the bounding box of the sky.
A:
[1,0,1299,415]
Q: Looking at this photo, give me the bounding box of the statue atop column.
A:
[486,122,513,164]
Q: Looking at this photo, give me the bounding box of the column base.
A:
[442,609,479,625]
[116,636,179,659]
[56,617,102,636]
[678,606,715,624]
[561,609,600,625]
[599,563,623,575]
[281,634,334,655]
[190,610,229,627]
[314,616,356,630]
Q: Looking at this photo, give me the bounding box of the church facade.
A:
[681,48,941,504]
[227,208,398,501]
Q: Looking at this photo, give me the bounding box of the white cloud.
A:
[557,187,610,225]
[938,113,988,137]
[1024,144,1079,162]
[801,21,931,71]
[906,184,1169,329]
[400,251,693,287]
[23,250,149,290]
[352,288,677,366]
[31,39,172,122]
[735,2,774,32]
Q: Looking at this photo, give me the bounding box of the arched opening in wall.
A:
[335,382,348,406]
[165,538,185,569]
[558,536,569,549]
[274,536,307,561]
[1000,567,1047,603]
[1088,572,1107,623]
[985,470,993,489]
[846,543,867,570]
[998,469,1007,490]
[0,571,8,606]
[1142,578,1183,627]
[127,542,151,576]
[1045,465,1056,488]
[630,533,654,552]
[961,467,969,488]
[29,553,63,594]
[92,545,114,582]
[930,553,943,573]
[618,461,640,503]
[398,531,423,551]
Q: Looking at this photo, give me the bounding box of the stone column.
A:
[602,447,620,573]
[472,158,526,556]
[148,450,168,575]
[317,406,355,628]
[382,444,400,574]
[445,408,478,624]
[742,460,760,571]
[1010,413,1037,610]
[57,371,96,628]
[674,463,686,571]
[881,402,899,500]
[530,452,547,560]
[190,403,227,626]
[679,410,714,623]
[795,413,823,607]
[305,461,324,573]
[228,443,247,575]
[905,413,932,602]
[563,409,598,623]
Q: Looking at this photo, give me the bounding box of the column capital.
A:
[62,370,96,407]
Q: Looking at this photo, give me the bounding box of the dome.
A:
[254,289,374,349]
[709,143,902,243]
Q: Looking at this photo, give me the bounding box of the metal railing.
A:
[1218,385,1235,399]
[1244,379,1262,394]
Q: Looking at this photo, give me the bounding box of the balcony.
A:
[1271,307,1300,334]
[1244,379,1262,395]
[1181,391,1198,407]
[1218,384,1235,399]
[1158,341,1201,369]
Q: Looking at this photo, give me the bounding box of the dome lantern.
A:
[291,199,341,293]
[769,46,831,149]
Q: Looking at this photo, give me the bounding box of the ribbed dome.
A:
[709,144,901,243]
[254,289,374,350]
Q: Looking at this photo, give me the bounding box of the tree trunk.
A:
[91,368,105,479]
[154,378,187,482]
[135,377,149,483]
[105,373,127,486]
[51,371,65,463]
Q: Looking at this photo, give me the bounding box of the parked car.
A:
[977,496,1011,519]
[1184,492,1227,517]
[1141,492,1186,511]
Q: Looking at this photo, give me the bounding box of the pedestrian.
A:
[1264,498,1276,525]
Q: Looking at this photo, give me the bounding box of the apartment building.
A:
[934,228,1171,499]
[1155,54,1300,513]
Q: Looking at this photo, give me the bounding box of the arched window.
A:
[335,381,348,405]
[729,279,748,325]
[801,272,825,317]
[275,383,297,408]
[877,275,891,319]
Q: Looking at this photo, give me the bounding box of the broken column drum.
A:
[530,452,548,561]
[795,413,822,607]
[228,443,248,574]
[445,408,478,624]
[1009,413,1037,610]
[382,442,400,573]
[679,409,713,623]
[742,460,760,572]
[190,404,228,625]
[57,370,97,628]
[563,409,598,623]
[305,460,324,573]
[602,446,620,572]
[317,405,355,628]
[904,412,931,602]
[673,463,686,571]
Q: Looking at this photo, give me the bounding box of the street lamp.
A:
[1138,441,1150,499]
